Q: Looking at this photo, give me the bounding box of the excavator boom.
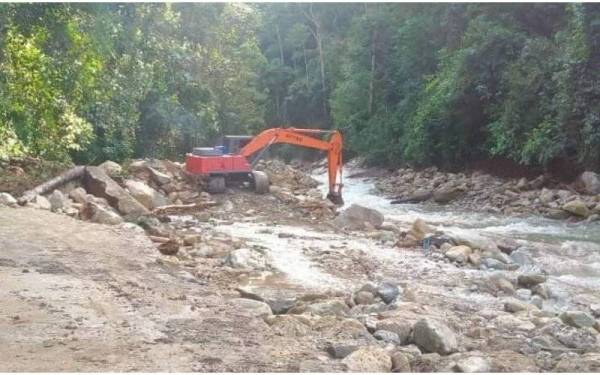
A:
[240,128,343,204]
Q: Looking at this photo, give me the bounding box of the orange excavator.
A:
[185,127,343,204]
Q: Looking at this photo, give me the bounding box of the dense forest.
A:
[1,3,600,172]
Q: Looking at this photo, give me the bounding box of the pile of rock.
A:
[377,167,600,221]
[11,159,208,229]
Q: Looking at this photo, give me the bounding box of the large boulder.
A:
[98,160,122,177]
[0,192,17,207]
[82,202,124,225]
[375,318,413,345]
[84,166,149,219]
[560,311,596,329]
[453,355,491,373]
[334,204,384,230]
[68,187,89,204]
[579,171,600,195]
[433,186,463,204]
[517,273,547,288]
[124,179,168,210]
[562,199,590,218]
[342,346,392,373]
[445,245,472,263]
[412,318,458,355]
[48,189,70,211]
[149,167,172,186]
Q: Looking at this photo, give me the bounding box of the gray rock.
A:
[445,245,472,263]
[334,204,384,230]
[98,160,122,177]
[504,298,531,313]
[497,238,520,254]
[545,209,571,220]
[235,287,296,315]
[229,298,272,319]
[554,352,600,372]
[413,318,458,354]
[579,171,600,195]
[373,329,401,344]
[562,199,590,218]
[149,167,172,185]
[48,189,70,211]
[482,248,513,264]
[560,311,596,328]
[84,166,149,219]
[453,356,491,373]
[392,189,432,204]
[68,187,88,204]
[30,195,51,210]
[390,352,411,372]
[124,179,168,210]
[375,318,413,345]
[327,343,359,359]
[542,321,597,349]
[342,346,392,372]
[433,187,463,204]
[510,248,534,266]
[590,304,600,318]
[518,273,547,288]
[377,282,400,304]
[84,202,124,225]
[0,192,17,207]
[305,299,350,317]
[532,284,550,299]
[482,258,509,270]
[354,291,376,305]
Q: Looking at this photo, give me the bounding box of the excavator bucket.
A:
[327,192,344,206]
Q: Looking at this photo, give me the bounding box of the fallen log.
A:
[152,201,219,215]
[18,166,85,204]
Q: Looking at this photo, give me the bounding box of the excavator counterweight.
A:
[185,127,343,204]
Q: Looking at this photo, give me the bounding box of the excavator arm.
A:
[239,127,343,204]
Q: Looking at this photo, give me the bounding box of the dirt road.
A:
[0,207,328,371]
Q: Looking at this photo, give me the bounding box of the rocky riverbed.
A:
[374,165,600,221]
[1,158,600,371]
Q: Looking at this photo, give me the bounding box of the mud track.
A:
[0,207,320,371]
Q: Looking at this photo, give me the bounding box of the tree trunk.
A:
[302,4,327,115]
[368,29,377,115]
[19,166,86,204]
[275,23,285,65]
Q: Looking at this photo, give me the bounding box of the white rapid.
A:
[314,166,600,305]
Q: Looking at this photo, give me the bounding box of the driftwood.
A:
[152,201,218,215]
[19,166,86,204]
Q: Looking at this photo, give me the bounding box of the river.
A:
[313,166,600,308]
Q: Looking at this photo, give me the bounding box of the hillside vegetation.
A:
[1,4,599,172]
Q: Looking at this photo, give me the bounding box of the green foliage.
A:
[1,3,600,173]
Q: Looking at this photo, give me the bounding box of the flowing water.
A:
[314,167,600,306]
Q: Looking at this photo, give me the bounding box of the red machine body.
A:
[185,154,251,176]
